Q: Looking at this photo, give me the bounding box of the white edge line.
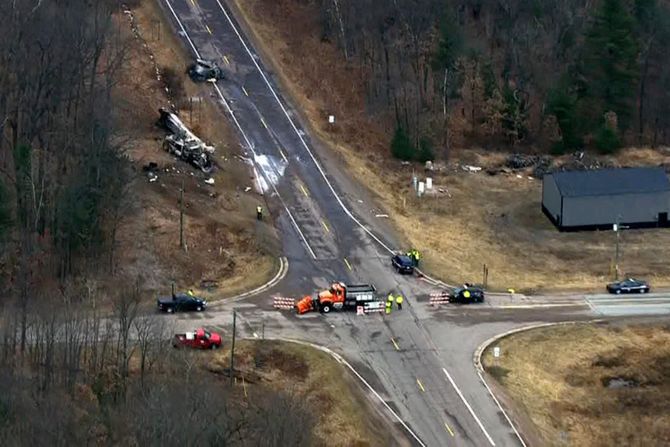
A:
[210,256,288,307]
[274,338,426,447]
[161,0,317,259]
[442,367,496,446]
[473,320,605,447]
[213,0,396,255]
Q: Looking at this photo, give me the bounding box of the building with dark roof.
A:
[542,167,670,230]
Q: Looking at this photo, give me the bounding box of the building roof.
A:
[550,167,670,198]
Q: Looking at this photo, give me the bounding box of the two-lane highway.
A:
[156,1,670,446]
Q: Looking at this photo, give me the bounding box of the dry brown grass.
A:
[111,0,277,298]
[482,323,670,446]
[231,0,670,292]
[209,340,392,447]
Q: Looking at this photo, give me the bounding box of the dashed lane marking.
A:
[391,338,400,350]
[344,258,352,271]
[416,379,425,392]
[443,368,496,446]
[444,422,455,437]
[223,55,230,64]
[205,24,212,34]
[299,183,309,197]
[322,221,330,233]
[241,86,249,96]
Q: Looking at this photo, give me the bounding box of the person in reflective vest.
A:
[395,294,404,310]
[256,205,263,220]
[385,300,392,315]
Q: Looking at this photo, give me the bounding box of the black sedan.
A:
[157,293,207,313]
[606,278,650,295]
[391,254,415,274]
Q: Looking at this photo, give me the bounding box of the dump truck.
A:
[295,282,378,314]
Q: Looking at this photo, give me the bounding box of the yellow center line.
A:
[190,0,195,6]
[391,338,400,350]
[278,148,288,163]
[444,422,455,437]
[242,86,249,96]
[416,379,425,392]
[322,221,330,233]
[299,183,308,197]
[223,55,230,65]
[205,24,212,35]
[344,258,352,271]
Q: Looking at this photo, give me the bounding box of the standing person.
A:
[387,293,394,304]
[187,289,195,297]
[395,294,403,310]
[413,249,421,267]
[385,300,392,315]
[256,205,263,221]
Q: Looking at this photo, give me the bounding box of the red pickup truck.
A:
[173,328,222,350]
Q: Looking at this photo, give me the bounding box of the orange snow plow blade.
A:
[295,295,314,314]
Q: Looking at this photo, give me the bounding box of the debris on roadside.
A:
[205,178,215,185]
[157,108,215,173]
[461,165,482,173]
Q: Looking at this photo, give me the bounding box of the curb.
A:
[473,319,605,447]
[209,256,288,307]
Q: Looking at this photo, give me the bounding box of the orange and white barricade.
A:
[429,291,450,306]
[273,296,295,310]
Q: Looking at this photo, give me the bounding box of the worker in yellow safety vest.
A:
[187,289,195,297]
[387,293,394,304]
[256,205,263,221]
[395,294,404,310]
[385,300,392,315]
[413,249,421,267]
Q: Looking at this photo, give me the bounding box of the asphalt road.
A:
[157,1,670,445]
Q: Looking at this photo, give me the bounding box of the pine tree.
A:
[581,0,639,132]
[390,126,415,161]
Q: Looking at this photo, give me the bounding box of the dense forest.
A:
[0,0,131,344]
[316,0,670,158]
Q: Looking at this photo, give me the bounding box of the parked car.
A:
[187,59,224,82]
[391,254,415,274]
[606,278,650,294]
[449,284,485,304]
[173,328,222,350]
[157,293,207,313]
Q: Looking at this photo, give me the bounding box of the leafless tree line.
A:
[0,285,316,446]
[317,0,670,152]
[0,0,134,354]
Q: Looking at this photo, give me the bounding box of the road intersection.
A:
[158,1,670,445]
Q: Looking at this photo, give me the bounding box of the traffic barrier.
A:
[364,301,385,314]
[273,296,295,310]
[429,291,450,306]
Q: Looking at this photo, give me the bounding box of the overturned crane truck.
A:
[295,282,380,314]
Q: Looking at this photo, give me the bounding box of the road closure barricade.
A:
[273,296,295,310]
[363,301,385,314]
[429,291,450,306]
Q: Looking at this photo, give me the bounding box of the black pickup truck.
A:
[157,293,207,313]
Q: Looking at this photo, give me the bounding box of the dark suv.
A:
[391,254,415,274]
[449,285,485,304]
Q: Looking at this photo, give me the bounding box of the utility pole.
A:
[229,309,236,386]
[179,180,185,250]
[613,215,627,280]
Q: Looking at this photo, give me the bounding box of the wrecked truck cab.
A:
[187,59,224,82]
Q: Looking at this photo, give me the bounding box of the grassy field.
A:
[230,0,670,292]
[482,323,670,446]
[208,339,396,446]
